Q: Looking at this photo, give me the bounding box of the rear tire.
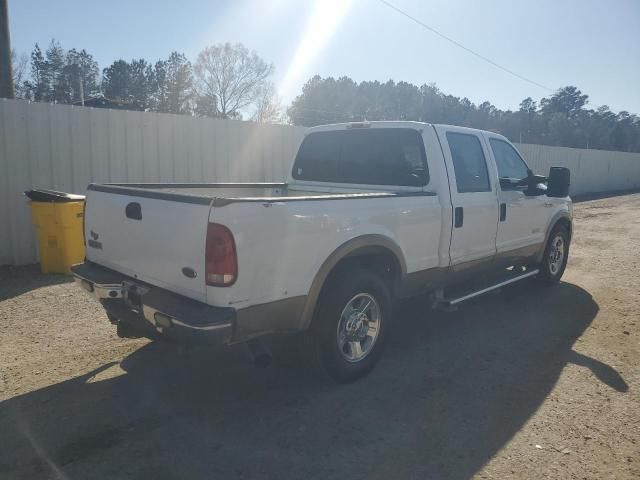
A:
[308,268,392,383]
[538,224,570,285]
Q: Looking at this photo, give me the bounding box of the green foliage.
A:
[288,77,640,153]
[64,49,100,102]
[153,52,193,114]
[102,58,155,110]
[22,40,100,104]
[25,43,47,101]
[102,53,193,113]
[14,38,640,150]
[540,86,588,119]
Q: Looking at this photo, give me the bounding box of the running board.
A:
[441,269,539,307]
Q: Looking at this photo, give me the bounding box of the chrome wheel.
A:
[548,235,565,275]
[336,293,381,363]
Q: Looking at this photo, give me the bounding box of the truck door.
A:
[485,135,548,259]
[435,126,499,268]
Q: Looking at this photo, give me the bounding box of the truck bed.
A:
[87,183,403,207]
[83,181,436,304]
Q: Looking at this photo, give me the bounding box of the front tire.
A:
[310,268,392,383]
[538,224,570,285]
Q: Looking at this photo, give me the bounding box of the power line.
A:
[375,0,553,92]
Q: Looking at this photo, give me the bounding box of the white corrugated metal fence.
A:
[1,98,639,266]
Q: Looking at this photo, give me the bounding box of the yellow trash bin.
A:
[25,189,86,274]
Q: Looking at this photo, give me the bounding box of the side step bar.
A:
[440,269,540,307]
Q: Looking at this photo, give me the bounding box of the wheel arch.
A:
[299,235,407,330]
[537,212,572,263]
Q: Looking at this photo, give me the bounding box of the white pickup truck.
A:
[72,122,572,381]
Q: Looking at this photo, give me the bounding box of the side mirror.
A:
[547,167,570,197]
[520,169,548,195]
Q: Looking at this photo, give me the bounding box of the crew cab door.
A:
[485,135,548,259]
[435,126,499,267]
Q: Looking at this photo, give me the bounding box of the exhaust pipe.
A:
[247,341,272,368]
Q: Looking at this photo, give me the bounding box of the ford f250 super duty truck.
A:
[71,122,572,382]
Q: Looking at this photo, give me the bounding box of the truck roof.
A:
[306,121,431,133]
[306,121,506,140]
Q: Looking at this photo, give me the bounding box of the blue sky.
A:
[9,0,640,114]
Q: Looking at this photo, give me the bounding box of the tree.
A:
[193,94,217,117]
[64,48,100,103]
[193,43,273,118]
[10,49,28,97]
[22,40,99,104]
[44,39,66,103]
[540,86,588,119]
[517,97,539,143]
[102,58,154,110]
[251,82,282,123]
[24,43,47,101]
[128,59,154,109]
[519,97,537,114]
[153,52,192,114]
[102,60,131,101]
[288,76,640,152]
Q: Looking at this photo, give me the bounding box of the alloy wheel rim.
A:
[336,293,381,363]
[548,235,565,275]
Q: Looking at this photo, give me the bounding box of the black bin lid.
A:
[24,188,85,202]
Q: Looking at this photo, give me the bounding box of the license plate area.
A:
[122,281,149,311]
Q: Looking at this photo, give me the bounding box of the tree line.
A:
[12,40,280,122]
[11,40,640,152]
[288,76,640,153]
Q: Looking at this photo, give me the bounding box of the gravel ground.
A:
[1,193,639,479]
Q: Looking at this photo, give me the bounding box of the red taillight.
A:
[205,223,237,286]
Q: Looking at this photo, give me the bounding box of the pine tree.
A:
[153,52,192,114]
[64,48,100,103]
[25,43,47,101]
[45,39,66,103]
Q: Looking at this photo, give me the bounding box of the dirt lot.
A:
[1,193,639,479]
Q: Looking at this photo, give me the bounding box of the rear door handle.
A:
[454,207,463,228]
[500,203,507,221]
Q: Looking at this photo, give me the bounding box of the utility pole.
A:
[0,0,14,99]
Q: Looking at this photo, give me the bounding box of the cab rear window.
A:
[292,128,428,186]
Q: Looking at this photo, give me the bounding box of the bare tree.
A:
[10,49,28,96]
[251,82,283,123]
[193,42,273,119]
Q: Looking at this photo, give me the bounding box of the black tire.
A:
[308,267,392,383]
[538,224,570,285]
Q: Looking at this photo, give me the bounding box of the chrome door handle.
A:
[544,202,553,207]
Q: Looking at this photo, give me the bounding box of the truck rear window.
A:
[292,128,428,186]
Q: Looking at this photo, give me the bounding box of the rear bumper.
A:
[71,261,235,345]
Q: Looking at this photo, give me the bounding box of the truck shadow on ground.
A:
[0,265,73,301]
[0,281,627,479]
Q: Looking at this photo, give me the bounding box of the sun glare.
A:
[278,0,355,100]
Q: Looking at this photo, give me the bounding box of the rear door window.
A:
[292,128,428,186]
[446,132,491,193]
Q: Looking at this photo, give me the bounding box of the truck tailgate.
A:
[84,189,212,302]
